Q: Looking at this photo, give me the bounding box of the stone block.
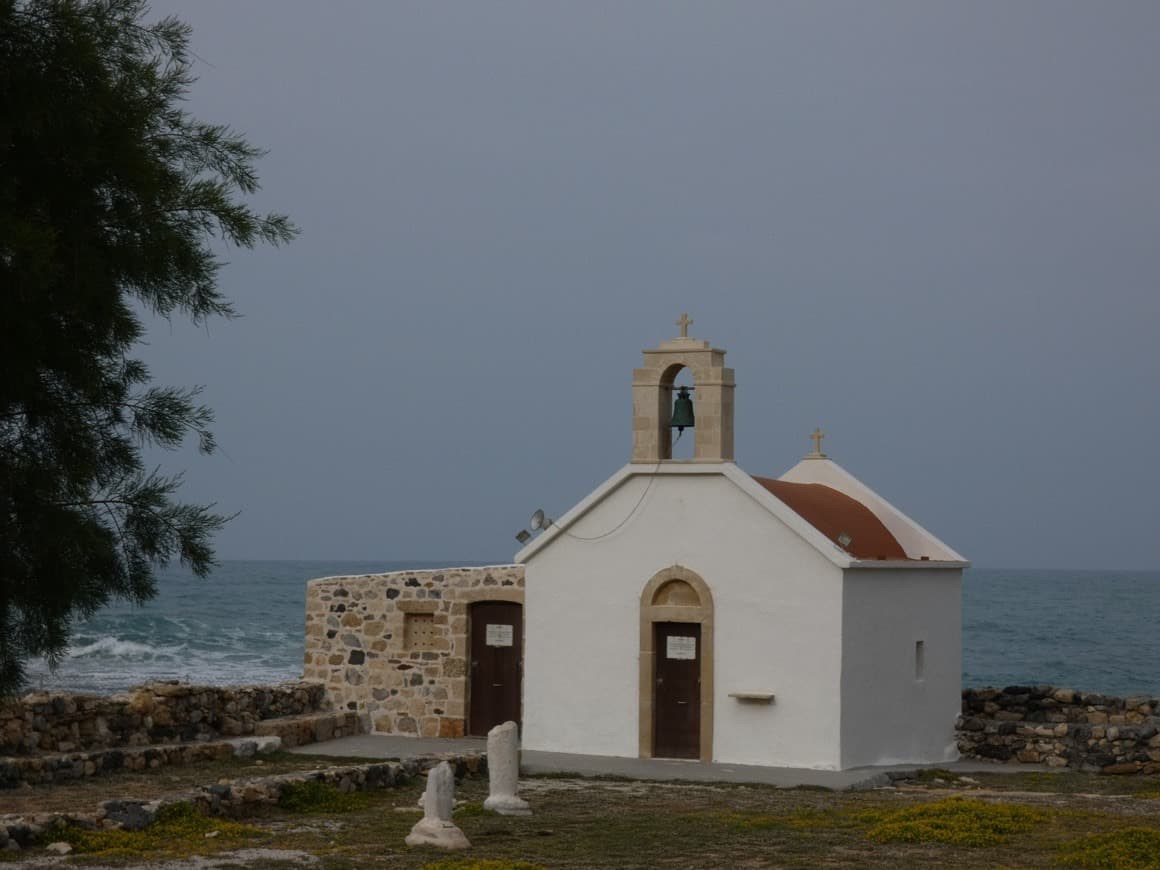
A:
[1101,762,1140,775]
[314,718,335,743]
[438,718,464,739]
[373,714,394,733]
[442,658,466,678]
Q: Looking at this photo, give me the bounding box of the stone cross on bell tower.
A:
[632,316,735,463]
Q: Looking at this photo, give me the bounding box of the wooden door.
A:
[468,602,523,736]
[653,622,701,759]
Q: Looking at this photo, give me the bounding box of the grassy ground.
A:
[2,759,1160,868]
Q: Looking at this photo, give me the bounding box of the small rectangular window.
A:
[404,613,437,650]
[914,640,926,681]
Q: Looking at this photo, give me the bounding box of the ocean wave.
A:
[67,636,187,660]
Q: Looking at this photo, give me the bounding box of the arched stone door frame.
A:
[639,565,714,762]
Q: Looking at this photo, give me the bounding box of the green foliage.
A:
[864,797,1046,847]
[37,800,263,857]
[454,801,498,818]
[1057,828,1160,869]
[0,0,295,694]
[278,779,368,813]
[423,864,548,870]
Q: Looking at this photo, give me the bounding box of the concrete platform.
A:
[290,734,1045,790]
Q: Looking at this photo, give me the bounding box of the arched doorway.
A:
[639,566,714,761]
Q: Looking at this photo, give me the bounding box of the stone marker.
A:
[405,762,470,850]
[483,720,531,816]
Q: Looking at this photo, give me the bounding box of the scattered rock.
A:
[99,799,155,832]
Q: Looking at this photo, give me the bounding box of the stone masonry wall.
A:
[957,686,1160,773]
[0,681,327,757]
[304,565,524,738]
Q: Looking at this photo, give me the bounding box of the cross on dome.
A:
[807,427,828,459]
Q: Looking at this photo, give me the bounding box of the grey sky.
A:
[142,1,1159,570]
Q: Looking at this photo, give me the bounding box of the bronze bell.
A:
[671,386,695,432]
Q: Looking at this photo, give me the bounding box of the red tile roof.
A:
[752,477,909,560]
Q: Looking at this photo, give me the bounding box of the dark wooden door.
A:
[653,622,701,759]
[468,602,523,736]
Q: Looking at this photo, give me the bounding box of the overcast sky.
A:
[141,1,1159,571]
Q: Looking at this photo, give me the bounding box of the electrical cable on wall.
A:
[556,430,684,542]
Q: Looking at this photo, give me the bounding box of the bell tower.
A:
[632,314,735,463]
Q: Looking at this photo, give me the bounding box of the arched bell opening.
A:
[630,327,734,464]
[659,363,695,461]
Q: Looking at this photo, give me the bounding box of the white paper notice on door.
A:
[486,624,514,647]
[666,636,696,660]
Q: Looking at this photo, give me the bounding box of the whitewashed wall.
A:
[839,567,963,767]
[522,468,847,770]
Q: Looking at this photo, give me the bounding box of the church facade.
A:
[514,322,967,770]
[305,320,967,770]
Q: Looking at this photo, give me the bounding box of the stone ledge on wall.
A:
[957,686,1160,773]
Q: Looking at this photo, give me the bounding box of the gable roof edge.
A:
[779,459,968,563]
[721,465,855,569]
[515,462,930,570]
[513,463,638,563]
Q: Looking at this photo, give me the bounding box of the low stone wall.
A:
[0,681,328,757]
[957,686,1160,772]
[304,565,524,738]
[0,753,486,853]
[0,736,283,789]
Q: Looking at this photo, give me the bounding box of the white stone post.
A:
[483,720,531,816]
[405,761,471,850]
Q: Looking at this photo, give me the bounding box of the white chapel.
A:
[514,318,968,770]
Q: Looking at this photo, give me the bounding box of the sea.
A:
[21,562,1160,698]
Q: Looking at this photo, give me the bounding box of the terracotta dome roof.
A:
[752,477,909,560]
